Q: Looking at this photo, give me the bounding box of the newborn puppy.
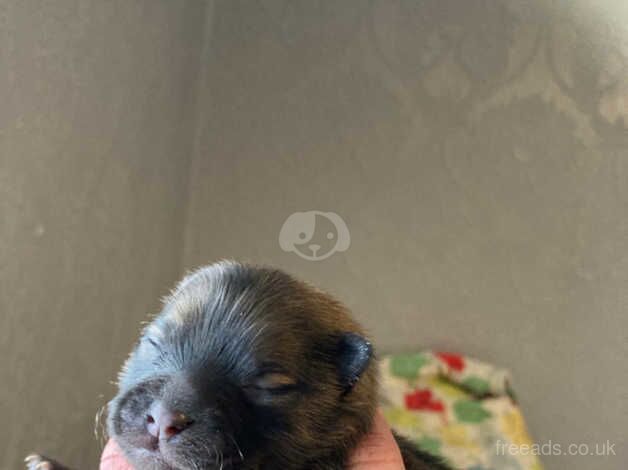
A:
[28,262,449,470]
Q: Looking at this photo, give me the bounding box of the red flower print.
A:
[404,389,445,413]
[437,352,465,371]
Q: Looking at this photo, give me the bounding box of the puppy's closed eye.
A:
[251,372,297,391]
[243,371,299,404]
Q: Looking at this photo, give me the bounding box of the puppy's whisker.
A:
[228,433,244,461]
[93,403,108,448]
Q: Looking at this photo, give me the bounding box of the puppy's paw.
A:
[24,454,59,470]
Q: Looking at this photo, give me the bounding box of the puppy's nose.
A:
[309,244,321,254]
[146,402,193,439]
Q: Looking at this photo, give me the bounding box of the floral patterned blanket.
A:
[379,352,543,470]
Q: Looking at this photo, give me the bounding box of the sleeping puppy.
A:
[27,261,450,470]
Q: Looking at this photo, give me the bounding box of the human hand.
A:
[348,410,406,469]
[99,440,133,470]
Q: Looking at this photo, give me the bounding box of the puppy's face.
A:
[107,263,376,470]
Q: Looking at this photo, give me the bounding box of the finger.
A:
[99,439,134,470]
[348,410,405,470]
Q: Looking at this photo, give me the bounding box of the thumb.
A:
[100,439,134,470]
[348,410,406,470]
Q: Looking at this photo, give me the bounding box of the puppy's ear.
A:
[334,333,373,391]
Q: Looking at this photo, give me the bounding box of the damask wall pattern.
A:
[185,2,628,470]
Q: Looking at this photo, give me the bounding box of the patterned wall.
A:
[184,2,628,469]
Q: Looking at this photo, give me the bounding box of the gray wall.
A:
[1,1,627,469]
[0,1,206,468]
[184,2,627,470]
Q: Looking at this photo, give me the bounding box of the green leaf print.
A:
[462,376,490,396]
[453,400,491,423]
[390,353,430,379]
[416,436,442,457]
